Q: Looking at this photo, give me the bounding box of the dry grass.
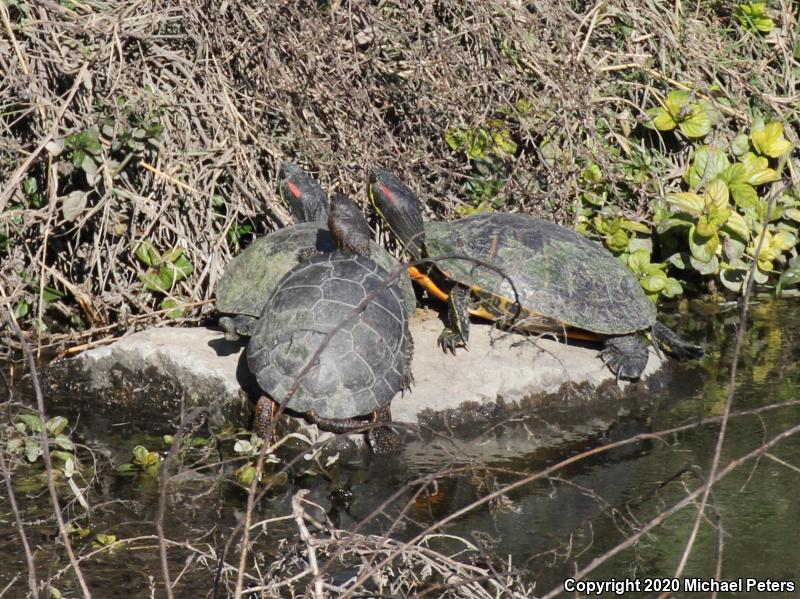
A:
[0,0,797,350]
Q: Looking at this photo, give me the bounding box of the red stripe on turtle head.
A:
[287,181,301,199]
[378,182,398,206]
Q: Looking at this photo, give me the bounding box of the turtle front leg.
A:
[254,396,280,442]
[219,314,258,341]
[600,334,649,381]
[437,284,471,354]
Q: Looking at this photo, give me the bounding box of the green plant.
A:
[657,118,796,293]
[575,162,683,301]
[4,414,89,508]
[116,444,162,476]
[735,2,774,33]
[134,241,194,317]
[212,195,255,247]
[445,118,518,215]
[646,89,720,139]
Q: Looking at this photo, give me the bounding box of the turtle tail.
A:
[652,322,703,360]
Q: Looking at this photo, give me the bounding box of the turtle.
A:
[247,194,413,454]
[216,164,416,341]
[368,168,702,380]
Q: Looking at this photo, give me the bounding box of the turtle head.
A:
[328,194,372,256]
[368,168,426,259]
[279,162,330,224]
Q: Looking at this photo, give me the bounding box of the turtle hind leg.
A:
[437,284,471,354]
[254,396,279,442]
[307,406,401,454]
[601,334,648,380]
[366,405,402,455]
[652,322,703,360]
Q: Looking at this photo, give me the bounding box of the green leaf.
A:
[663,277,683,298]
[729,183,758,209]
[18,414,43,433]
[731,133,750,156]
[685,145,729,188]
[54,435,74,451]
[46,416,69,435]
[141,272,166,293]
[641,274,666,293]
[649,107,676,131]
[771,229,797,251]
[96,533,117,546]
[751,121,792,158]
[679,106,712,138]
[606,228,629,252]
[13,300,29,319]
[663,89,692,114]
[160,297,187,319]
[777,260,800,294]
[170,254,194,278]
[689,225,720,263]
[25,440,43,463]
[134,241,161,267]
[627,249,651,273]
[666,192,704,214]
[51,450,75,463]
[690,254,720,275]
[492,129,517,156]
[619,219,651,234]
[722,211,750,240]
[706,179,730,210]
[237,464,257,486]
[43,287,65,303]
[161,247,184,263]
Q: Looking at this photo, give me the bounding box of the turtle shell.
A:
[216,222,415,319]
[247,252,410,419]
[424,213,656,335]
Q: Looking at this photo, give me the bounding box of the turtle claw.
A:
[601,335,648,381]
[437,329,466,354]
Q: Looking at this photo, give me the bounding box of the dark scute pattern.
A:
[247,252,410,420]
[216,222,415,318]
[424,213,656,334]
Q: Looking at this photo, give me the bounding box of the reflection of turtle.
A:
[247,195,412,453]
[369,169,702,379]
[216,165,415,340]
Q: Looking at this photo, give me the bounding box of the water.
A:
[2,299,799,597]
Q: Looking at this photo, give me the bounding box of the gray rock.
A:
[65,309,661,432]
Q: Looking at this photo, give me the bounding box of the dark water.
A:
[2,299,800,597]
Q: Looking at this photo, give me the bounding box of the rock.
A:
[61,309,662,432]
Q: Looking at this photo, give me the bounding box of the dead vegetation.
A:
[0,0,797,351]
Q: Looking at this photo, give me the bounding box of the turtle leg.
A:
[219,314,258,341]
[254,396,279,442]
[652,322,703,360]
[306,410,366,434]
[307,406,402,454]
[437,284,471,354]
[366,405,402,455]
[601,334,649,380]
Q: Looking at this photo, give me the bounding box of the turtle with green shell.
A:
[247,194,412,453]
[216,163,415,341]
[368,168,702,380]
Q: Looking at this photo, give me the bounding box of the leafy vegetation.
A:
[448,93,796,301]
